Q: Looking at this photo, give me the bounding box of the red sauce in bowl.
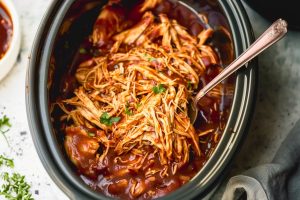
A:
[0,1,13,59]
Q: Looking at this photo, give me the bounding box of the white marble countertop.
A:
[0,0,299,200]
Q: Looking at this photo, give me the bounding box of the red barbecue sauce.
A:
[0,2,13,59]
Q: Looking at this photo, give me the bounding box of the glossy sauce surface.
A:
[0,2,13,59]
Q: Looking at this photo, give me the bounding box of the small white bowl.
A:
[0,0,21,81]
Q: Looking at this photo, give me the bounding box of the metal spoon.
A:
[189,19,288,124]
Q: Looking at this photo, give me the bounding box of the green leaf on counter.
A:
[0,172,34,200]
[0,155,14,168]
[0,115,11,146]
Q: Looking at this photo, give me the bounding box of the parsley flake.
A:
[187,81,192,90]
[152,84,166,94]
[0,172,34,200]
[0,116,11,131]
[88,132,95,137]
[0,115,11,146]
[0,155,14,168]
[100,112,121,126]
[143,53,156,62]
[0,155,33,200]
[148,57,156,62]
[125,103,133,116]
[136,103,142,108]
[79,48,87,54]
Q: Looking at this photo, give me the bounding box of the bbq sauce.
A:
[0,2,13,59]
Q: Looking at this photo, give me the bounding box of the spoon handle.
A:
[195,19,288,102]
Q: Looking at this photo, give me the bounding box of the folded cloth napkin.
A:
[222,119,300,200]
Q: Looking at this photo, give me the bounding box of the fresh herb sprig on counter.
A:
[0,156,14,168]
[0,115,11,146]
[0,115,11,133]
[0,155,34,200]
[0,114,34,199]
[0,172,34,200]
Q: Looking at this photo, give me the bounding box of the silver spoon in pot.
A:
[189,19,288,124]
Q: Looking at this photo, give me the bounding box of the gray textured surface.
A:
[212,2,300,199]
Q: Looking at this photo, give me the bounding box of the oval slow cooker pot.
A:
[26,0,257,199]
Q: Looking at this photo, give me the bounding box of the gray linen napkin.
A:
[222,119,300,200]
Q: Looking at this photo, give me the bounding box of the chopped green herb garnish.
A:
[152,84,166,94]
[100,112,110,125]
[125,103,133,116]
[110,117,121,124]
[125,107,133,116]
[88,132,95,137]
[0,155,14,168]
[148,57,156,62]
[0,172,34,200]
[187,81,192,90]
[143,53,156,62]
[100,112,121,126]
[136,103,142,108]
[79,48,87,54]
